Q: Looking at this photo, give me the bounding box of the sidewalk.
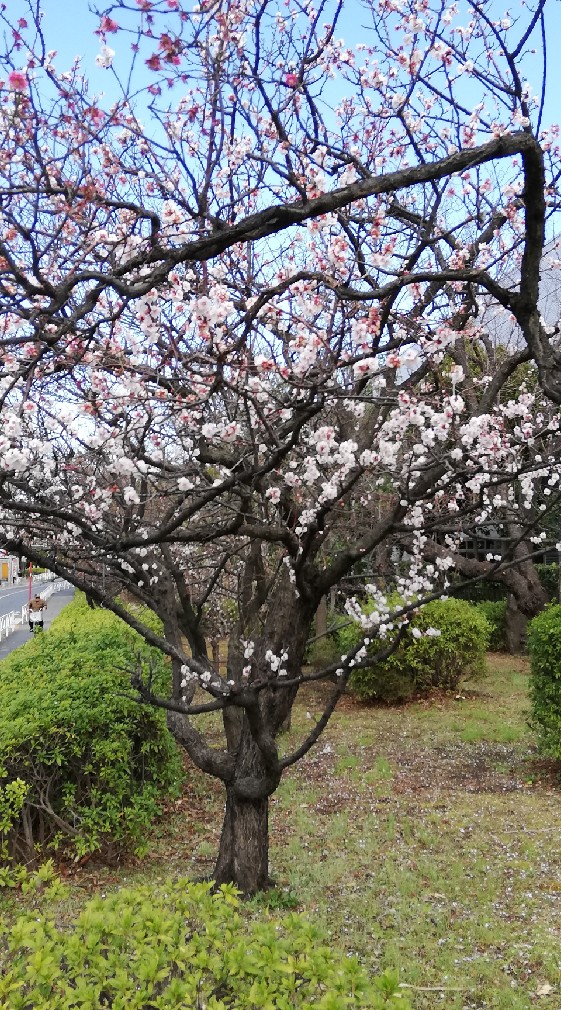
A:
[0,589,75,661]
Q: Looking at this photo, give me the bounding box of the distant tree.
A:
[0,0,559,891]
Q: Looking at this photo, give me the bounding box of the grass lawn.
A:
[5,653,561,1009]
[269,654,561,1010]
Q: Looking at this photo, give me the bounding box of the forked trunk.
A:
[213,570,316,893]
[213,787,270,895]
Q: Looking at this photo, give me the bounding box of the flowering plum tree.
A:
[0,0,559,891]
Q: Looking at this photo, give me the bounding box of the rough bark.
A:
[504,594,528,655]
[498,531,548,653]
[315,595,328,638]
[414,538,547,637]
[212,572,317,888]
[212,715,278,893]
[213,788,271,894]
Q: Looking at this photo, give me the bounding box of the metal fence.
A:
[1,580,73,644]
[0,611,17,641]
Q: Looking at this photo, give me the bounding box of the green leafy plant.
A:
[535,563,560,603]
[250,886,301,911]
[0,595,182,866]
[306,629,346,671]
[0,878,408,1009]
[0,780,27,837]
[473,600,508,652]
[342,598,490,703]
[452,579,508,604]
[0,855,69,896]
[528,604,561,759]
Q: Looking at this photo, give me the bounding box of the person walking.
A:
[28,594,47,631]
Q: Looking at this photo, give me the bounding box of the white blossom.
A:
[95,45,115,68]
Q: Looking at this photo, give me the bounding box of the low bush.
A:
[0,878,408,1009]
[0,595,181,865]
[474,599,508,652]
[343,598,490,703]
[306,620,348,671]
[453,579,508,604]
[528,605,561,759]
[536,563,559,603]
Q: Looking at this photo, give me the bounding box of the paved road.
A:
[0,583,75,660]
[0,580,36,620]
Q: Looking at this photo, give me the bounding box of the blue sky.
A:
[10,0,561,128]
[40,2,100,67]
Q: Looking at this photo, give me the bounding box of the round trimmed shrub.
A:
[0,878,408,1009]
[342,598,490,703]
[0,595,181,864]
[528,605,561,759]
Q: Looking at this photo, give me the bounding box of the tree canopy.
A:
[0,0,560,890]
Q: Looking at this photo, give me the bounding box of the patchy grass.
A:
[4,653,561,1010]
[269,655,561,1010]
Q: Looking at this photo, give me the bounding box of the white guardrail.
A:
[0,580,73,643]
[0,611,17,641]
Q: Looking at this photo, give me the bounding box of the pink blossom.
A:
[353,359,377,377]
[8,70,27,91]
[99,15,119,34]
[86,106,105,127]
[285,72,299,87]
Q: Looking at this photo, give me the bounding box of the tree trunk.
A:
[413,536,547,654]
[315,595,327,638]
[504,594,528,654]
[213,787,270,895]
[214,566,316,891]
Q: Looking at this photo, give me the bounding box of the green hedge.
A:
[0,878,407,1009]
[535,563,559,603]
[473,600,508,652]
[0,595,181,864]
[453,563,559,607]
[528,605,561,760]
[306,616,348,671]
[453,580,508,604]
[343,598,490,703]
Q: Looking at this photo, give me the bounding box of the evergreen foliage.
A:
[342,599,490,703]
[528,605,561,759]
[0,596,181,864]
[0,878,407,1009]
[535,564,559,603]
[473,600,508,652]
